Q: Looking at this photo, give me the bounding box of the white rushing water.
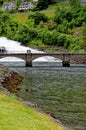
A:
[0,37,62,66]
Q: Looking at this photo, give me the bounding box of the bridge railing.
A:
[0,51,28,54]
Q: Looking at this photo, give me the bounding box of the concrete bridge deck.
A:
[0,51,86,67]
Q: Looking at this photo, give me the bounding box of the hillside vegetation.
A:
[0,2,86,52]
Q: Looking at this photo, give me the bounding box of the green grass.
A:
[14,13,28,24]
[0,91,66,130]
[14,10,55,24]
[42,10,55,18]
[47,2,69,10]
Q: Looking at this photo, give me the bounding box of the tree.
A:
[0,0,3,6]
[35,0,55,10]
[14,26,38,45]
[35,0,48,10]
[69,0,81,8]
[28,12,48,25]
[16,0,22,8]
[0,12,19,38]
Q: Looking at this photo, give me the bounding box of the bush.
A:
[41,30,52,45]
[68,38,81,52]
[28,12,48,25]
[47,20,56,30]
[0,0,3,6]
[54,6,86,29]
[54,7,64,24]
[50,31,59,46]
[14,26,38,45]
[0,12,19,38]
[57,20,70,33]
[38,21,44,28]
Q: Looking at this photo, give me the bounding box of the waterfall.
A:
[0,37,62,66]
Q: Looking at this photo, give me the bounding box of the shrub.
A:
[14,26,38,45]
[38,21,44,28]
[28,12,48,25]
[41,30,52,45]
[47,20,56,30]
[57,20,70,33]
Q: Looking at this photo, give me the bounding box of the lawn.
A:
[0,91,66,130]
[14,13,29,24]
[14,10,55,24]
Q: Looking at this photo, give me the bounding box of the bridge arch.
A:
[0,56,25,66]
[32,56,62,66]
[0,56,25,61]
[32,56,62,62]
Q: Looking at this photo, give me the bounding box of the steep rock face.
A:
[0,64,23,93]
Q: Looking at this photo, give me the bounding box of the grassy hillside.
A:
[0,2,86,52]
[0,91,66,130]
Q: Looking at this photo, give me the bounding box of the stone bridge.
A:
[0,50,86,67]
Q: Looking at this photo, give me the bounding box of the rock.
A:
[0,64,23,93]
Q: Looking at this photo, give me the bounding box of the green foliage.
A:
[16,0,22,8]
[0,12,19,38]
[14,26,38,45]
[54,7,64,24]
[81,23,86,50]
[57,20,70,34]
[35,0,56,10]
[47,20,56,30]
[69,0,81,8]
[35,0,48,10]
[38,21,44,28]
[0,0,3,6]
[41,30,51,45]
[40,30,72,48]
[28,12,48,25]
[68,37,81,52]
[0,3,86,52]
[26,18,34,28]
[54,6,86,30]
[29,39,44,48]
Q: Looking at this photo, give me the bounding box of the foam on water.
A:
[0,37,42,53]
[0,37,62,66]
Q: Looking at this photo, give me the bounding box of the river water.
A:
[11,66,86,130]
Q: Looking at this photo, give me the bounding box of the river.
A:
[11,66,86,130]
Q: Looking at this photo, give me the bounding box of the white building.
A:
[18,2,33,10]
[2,2,15,11]
[33,0,38,2]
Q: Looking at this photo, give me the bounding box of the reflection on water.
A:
[11,66,86,130]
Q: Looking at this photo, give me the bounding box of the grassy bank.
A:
[0,91,66,130]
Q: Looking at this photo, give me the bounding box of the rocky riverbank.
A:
[0,64,23,93]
